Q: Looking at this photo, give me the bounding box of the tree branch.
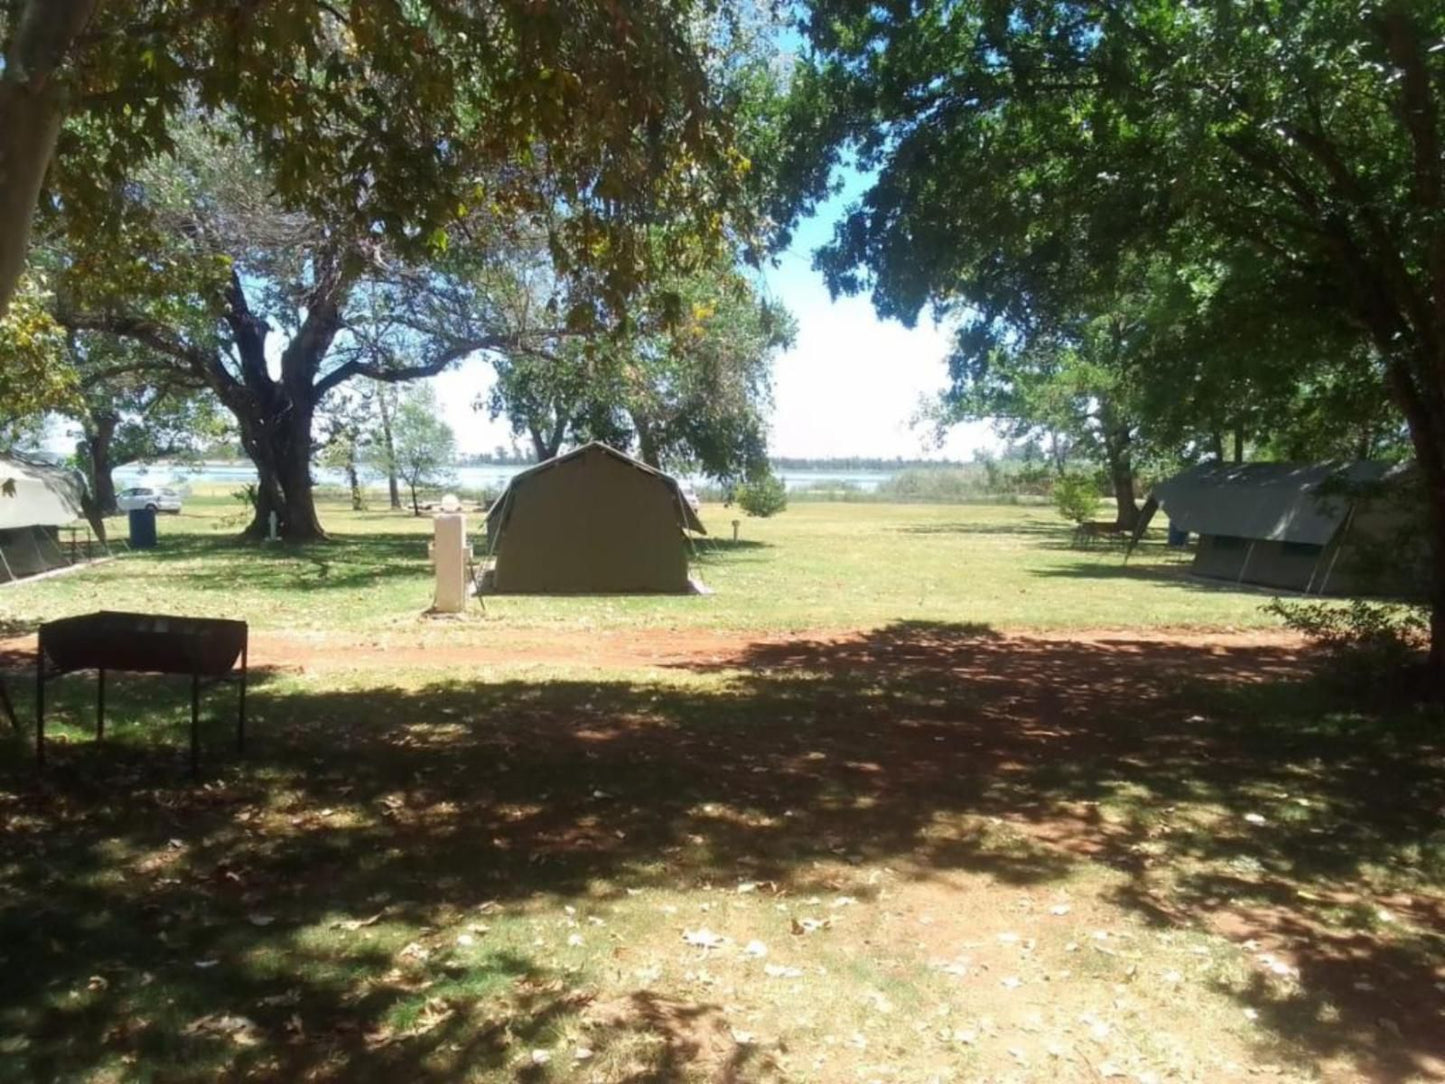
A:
[314,333,559,400]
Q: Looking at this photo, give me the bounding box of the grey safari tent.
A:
[1139,461,1423,596]
[483,443,706,594]
[0,455,86,582]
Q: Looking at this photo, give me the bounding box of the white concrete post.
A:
[432,512,468,613]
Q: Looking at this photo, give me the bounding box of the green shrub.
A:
[1265,597,1428,690]
[735,474,788,517]
[1052,472,1099,524]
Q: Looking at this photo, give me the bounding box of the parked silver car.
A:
[116,486,183,514]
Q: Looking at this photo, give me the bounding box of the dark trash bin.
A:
[1167,523,1189,548]
[128,507,158,549]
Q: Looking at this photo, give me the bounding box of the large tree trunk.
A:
[345,457,363,511]
[634,414,662,468]
[0,0,98,318]
[1382,352,1445,697]
[1109,459,1140,532]
[82,410,119,514]
[376,388,402,509]
[235,392,325,542]
[1099,419,1139,531]
[528,417,568,462]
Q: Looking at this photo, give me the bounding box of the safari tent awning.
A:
[1149,461,1401,546]
[486,442,706,538]
[0,456,85,530]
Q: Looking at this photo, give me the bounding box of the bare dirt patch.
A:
[1,624,1307,676]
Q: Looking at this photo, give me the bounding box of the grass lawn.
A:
[1,497,1442,1082]
[2,490,1283,638]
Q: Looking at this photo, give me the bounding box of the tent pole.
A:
[1316,515,1354,598]
[1123,497,1159,565]
[0,544,15,582]
[1237,540,1258,585]
[28,528,47,573]
[40,526,72,567]
[1312,504,1357,597]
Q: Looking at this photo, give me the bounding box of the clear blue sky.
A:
[436,183,996,461]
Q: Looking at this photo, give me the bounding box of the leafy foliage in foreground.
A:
[1266,597,1428,691]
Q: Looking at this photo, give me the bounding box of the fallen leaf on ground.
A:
[335,911,386,931]
[683,928,726,949]
[183,1013,261,1046]
[791,917,830,935]
[764,964,803,979]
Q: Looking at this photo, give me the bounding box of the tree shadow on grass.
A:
[0,624,1441,1080]
[1033,557,1283,596]
[91,531,433,596]
[892,520,1067,538]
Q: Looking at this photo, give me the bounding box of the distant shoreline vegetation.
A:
[696,463,1063,505]
[119,457,1073,506]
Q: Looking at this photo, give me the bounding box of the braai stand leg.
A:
[35,649,45,769]
[0,679,17,732]
[190,672,200,779]
[96,668,105,740]
[237,640,247,754]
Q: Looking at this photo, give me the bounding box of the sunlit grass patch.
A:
[2,491,1288,637]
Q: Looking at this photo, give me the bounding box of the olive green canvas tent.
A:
[483,443,706,594]
[0,455,86,582]
[1136,461,1424,596]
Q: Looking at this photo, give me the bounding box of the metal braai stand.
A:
[36,612,248,777]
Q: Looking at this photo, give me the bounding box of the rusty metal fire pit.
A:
[36,611,248,776]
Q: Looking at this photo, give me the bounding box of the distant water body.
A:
[114,462,896,494]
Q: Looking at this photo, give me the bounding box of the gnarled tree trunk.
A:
[81,409,119,514]
[632,412,662,468]
[1109,461,1140,532]
[528,415,568,462]
[1099,420,1139,532]
[376,387,402,509]
[233,387,324,542]
[345,458,363,510]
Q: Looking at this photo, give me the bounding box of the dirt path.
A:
[0,625,1306,674]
